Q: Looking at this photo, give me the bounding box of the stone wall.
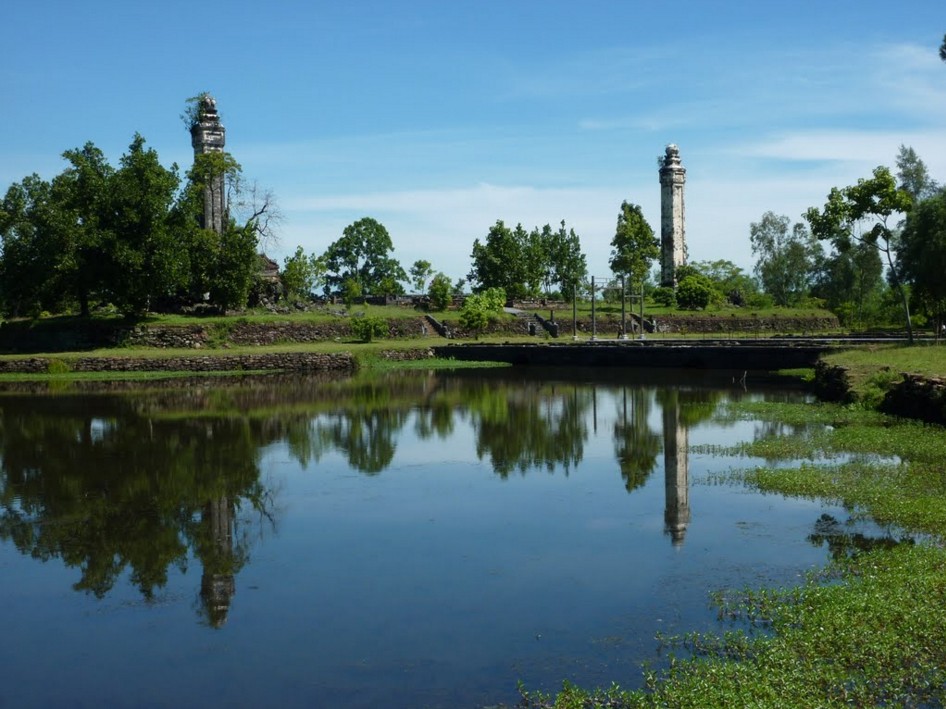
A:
[0,352,356,374]
[881,374,946,425]
[653,315,839,335]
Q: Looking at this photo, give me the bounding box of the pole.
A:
[591,276,597,341]
[640,282,646,340]
[620,275,627,340]
[572,284,578,340]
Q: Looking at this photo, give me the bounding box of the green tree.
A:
[806,166,915,341]
[749,211,820,307]
[323,217,406,297]
[548,220,587,301]
[940,33,946,62]
[901,190,946,330]
[690,259,760,306]
[208,223,259,310]
[468,221,530,299]
[0,175,62,317]
[811,243,884,327]
[281,246,325,302]
[340,277,363,308]
[0,143,119,318]
[409,259,433,293]
[609,202,658,291]
[100,134,183,316]
[53,143,114,316]
[896,145,938,202]
[427,272,452,311]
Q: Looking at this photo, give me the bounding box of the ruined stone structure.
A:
[190,94,227,234]
[658,144,687,287]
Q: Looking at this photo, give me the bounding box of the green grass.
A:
[816,343,946,405]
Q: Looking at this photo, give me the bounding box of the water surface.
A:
[0,369,894,708]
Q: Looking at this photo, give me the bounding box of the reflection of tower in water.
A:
[662,399,691,547]
[200,497,236,628]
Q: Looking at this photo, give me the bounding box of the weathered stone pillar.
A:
[658,144,687,287]
[190,95,227,234]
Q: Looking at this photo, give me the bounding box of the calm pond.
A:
[0,368,894,708]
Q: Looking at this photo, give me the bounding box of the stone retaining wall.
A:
[881,374,946,425]
[0,352,356,374]
[653,315,839,334]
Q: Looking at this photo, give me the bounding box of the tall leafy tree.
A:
[548,220,587,301]
[427,272,452,311]
[901,189,946,330]
[811,243,884,327]
[749,211,820,307]
[53,143,114,316]
[409,259,433,293]
[468,220,530,299]
[281,246,326,302]
[101,134,183,315]
[896,145,937,202]
[940,33,946,62]
[806,166,914,341]
[0,175,63,317]
[0,143,117,317]
[323,217,406,297]
[609,202,658,291]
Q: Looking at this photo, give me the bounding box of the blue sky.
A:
[3,0,945,287]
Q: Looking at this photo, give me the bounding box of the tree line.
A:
[5,42,946,328]
[745,144,945,339]
[0,134,273,319]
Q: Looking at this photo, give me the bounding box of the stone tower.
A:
[190,94,227,234]
[658,143,686,287]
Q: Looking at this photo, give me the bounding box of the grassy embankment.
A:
[0,303,843,383]
[520,343,946,708]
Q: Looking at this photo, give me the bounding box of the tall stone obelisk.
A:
[658,144,686,287]
[190,94,227,234]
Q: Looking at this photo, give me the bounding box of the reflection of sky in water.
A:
[0,375,907,709]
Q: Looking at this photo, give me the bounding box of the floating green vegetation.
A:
[519,544,946,708]
[520,397,946,708]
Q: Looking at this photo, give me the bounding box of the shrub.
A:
[46,359,72,375]
[676,275,715,310]
[652,286,676,307]
[350,315,387,343]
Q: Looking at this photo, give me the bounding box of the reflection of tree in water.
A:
[466,382,590,477]
[808,513,913,561]
[414,397,454,441]
[0,397,274,627]
[613,387,661,492]
[309,409,406,475]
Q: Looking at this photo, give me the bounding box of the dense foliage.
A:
[322,217,407,298]
[468,220,587,301]
[609,201,658,290]
[0,135,267,318]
